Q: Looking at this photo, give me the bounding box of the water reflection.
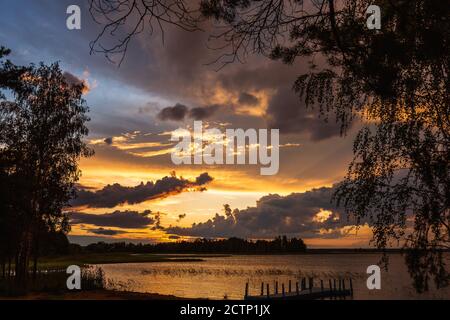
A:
[99,254,449,300]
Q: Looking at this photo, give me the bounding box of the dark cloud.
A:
[151,211,164,231]
[104,137,113,145]
[74,183,96,190]
[62,71,90,94]
[267,86,345,140]
[63,71,84,86]
[166,185,365,239]
[89,227,129,236]
[3,1,348,143]
[238,92,260,106]
[144,31,344,140]
[177,213,187,222]
[195,172,214,185]
[168,235,181,240]
[70,210,154,229]
[157,103,188,121]
[188,105,220,120]
[158,103,219,121]
[71,172,214,208]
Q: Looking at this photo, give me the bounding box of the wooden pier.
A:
[244,278,353,300]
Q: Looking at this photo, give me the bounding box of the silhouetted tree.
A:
[207,0,450,290]
[0,50,93,290]
[0,47,29,281]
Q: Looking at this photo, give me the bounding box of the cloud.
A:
[150,211,164,231]
[63,71,83,85]
[70,210,155,229]
[88,228,129,236]
[62,71,91,95]
[238,92,260,106]
[90,132,176,159]
[71,172,214,208]
[104,137,113,145]
[145,35,345,140]
[176,213,187,222]
[4,1,349,143]
[266,86,346,140]
[166,185,366,239]
[188,105,220,120]
[157,103,219,121]
[195,172,214,185]
[157,103,188,121]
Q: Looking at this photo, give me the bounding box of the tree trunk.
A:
[7,256,11,278]
[32,247,38,280]
[14,228,33,292]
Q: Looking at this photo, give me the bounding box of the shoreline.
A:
[35,251,415,270]
[1,289,190,300]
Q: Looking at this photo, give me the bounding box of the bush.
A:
[0,265,106,296]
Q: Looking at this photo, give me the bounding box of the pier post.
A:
[320,279,324,292]
[343,279,346,291]
[266,283,270,298]
[296,282,299,295]
[329,279,332,292]
[289,280,292,293]
[282,283,285,296]
[333,279,337,291]
[245,282,249,298]
[261,282,264,296]
[309,278,313,293]
[349,278,353,296]
[275,281,278,295]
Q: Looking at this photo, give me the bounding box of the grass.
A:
[0,253,230,299]
[1,253,227,297]
[0,265,107,296]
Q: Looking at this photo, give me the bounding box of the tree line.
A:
[79,236,307,254]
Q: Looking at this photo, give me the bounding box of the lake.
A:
[98,253,449,299]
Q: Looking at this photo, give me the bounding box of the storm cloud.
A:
[266,86,346,140]
[157,103,188,121]
[166,185,364,239]
[1,1,352,143]
[88,228,129,236]
[157,103,219,121]
[72,172,214,208]
[188,105,220,120]
[238,92,260,106]
[70,210,155,229]
[62,71,90,94]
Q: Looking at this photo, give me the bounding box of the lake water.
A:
[98,253,449,300]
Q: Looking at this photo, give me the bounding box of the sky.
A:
[0,0,373,247]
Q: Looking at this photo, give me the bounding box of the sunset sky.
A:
[0,0,373,247]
